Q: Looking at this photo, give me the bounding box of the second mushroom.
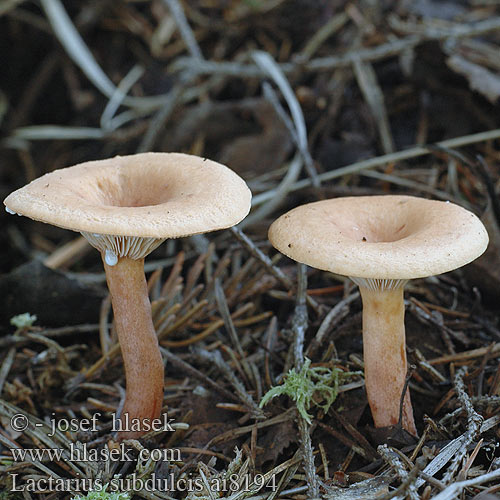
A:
[268,195,488,436]
[4,152,251,439]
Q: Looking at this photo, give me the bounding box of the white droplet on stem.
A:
[105,249,118,266]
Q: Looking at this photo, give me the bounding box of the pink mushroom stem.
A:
[103,256,164,439]
[358,285,417,436]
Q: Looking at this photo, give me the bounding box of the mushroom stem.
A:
[358,284,417,436]
[103,256,164,439]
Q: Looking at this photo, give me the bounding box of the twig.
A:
[292,264,308,370]
[172,36,422,77]
[317,421,374,461]
[11,125,105,140]
[0,324,100,348]
[290,263,320,499]
[0,347,16,396]
[430,468,500,500]
[407,299,456,354]
[252,128,500,206]
[175,16,500,78]
[40,0,115,97]
[43,235,90,269]
[241,153,303,229]
[353,58,395,154]
[471,395,500,407]
[230,227,292,287]
[414,349,448,384]
[429,343,500,365]
[252,50,319,187]
[306,292,359,358]
[137,84,184,152]
[160,348,238,403]
[261,81,302,153]
[299,12,349,60]
[388,14,500,39]
[298,418,320,500]
[476,154,500,228]
[230,227,320,314]
[262,81,316,179]
[414,416,500,489]
[378,445,419,500]
[209,409,295,446]
[214,279,245,359]
[100,64,145,130]
[331,410,379,461]
[195,348,264,419]
[441,367,483,484]
[40,0,168,109]
[360,170,467,205]
[162,0,203,60]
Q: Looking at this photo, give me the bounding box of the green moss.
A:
[260,358,360,424]
[71,486,130,500]
[0,492,24,500]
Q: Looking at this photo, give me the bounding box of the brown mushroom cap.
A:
[268,195,489,280]
[4,152,251,239]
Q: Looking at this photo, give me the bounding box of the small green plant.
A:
[72,486,130,500]
[10,313,37,329]
[260,358,360,424]
[0,491,24,500]
[243,0,263,9]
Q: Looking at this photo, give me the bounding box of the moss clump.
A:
[72,487,130,500]
[260,358,359,423]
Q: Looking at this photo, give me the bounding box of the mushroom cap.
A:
[4,153,252,238]
[268,195,489,280]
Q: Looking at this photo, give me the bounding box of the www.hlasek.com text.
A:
[10,443,181,463]
[10,473,279,493]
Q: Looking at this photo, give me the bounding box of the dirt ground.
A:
[1,1,500,499]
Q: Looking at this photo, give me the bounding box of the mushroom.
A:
[4,152,251,438]
[268,195,488,436]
